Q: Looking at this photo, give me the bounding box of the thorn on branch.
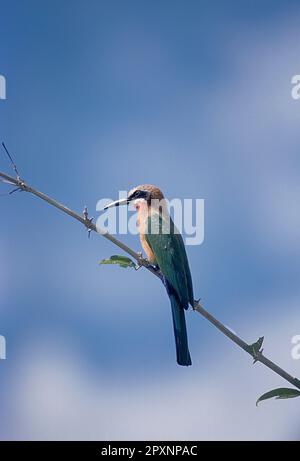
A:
[2,142,21,179]
[82,206,94,238]
[0,186,21,197]
[193,298,202,310]
[0,180,26,196]
[9,187,22,195]
[245,336,265,364]
[0,178,15,186]
[0,142,28,195]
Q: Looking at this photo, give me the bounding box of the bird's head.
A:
[103,184,165,212]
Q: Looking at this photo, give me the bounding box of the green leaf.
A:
[99,255,137,269]
[256,388,300,406]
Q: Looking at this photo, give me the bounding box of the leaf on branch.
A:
[256,388,300,406]
[246,336,264,363]
[99,255,137,269]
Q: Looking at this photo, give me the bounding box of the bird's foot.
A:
[135,254,160,275]
[135,252,149,270]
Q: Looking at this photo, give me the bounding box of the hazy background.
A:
[0,0,300,440]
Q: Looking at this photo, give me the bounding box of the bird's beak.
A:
[103,197,129,210]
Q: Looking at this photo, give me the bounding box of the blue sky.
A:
[0,0,300,440]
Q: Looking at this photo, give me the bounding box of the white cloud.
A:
[205,20,300,256]
[10,296,300,441]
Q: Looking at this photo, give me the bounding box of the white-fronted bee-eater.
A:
[104,185,194,366]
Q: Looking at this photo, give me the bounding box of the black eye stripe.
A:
[129,190,149,200]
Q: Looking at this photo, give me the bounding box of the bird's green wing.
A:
[145,213,194,308]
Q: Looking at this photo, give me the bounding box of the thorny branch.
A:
[1,160,300,394]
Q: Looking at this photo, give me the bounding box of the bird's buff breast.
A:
[136,205,157,264]
[140,233,156,264]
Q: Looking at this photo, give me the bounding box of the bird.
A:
[104,185,194,366]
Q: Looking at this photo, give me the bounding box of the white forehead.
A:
[128,187,139,197]
[128,188,135,196]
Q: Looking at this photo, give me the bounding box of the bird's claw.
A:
[135,252,149,270]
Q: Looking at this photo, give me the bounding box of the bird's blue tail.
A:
[169,292,192,366]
